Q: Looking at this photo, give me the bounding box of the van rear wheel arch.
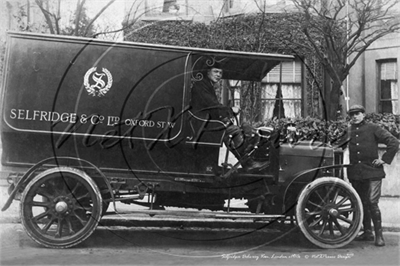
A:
[14,157,114,205]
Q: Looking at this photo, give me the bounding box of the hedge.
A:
[260,113,400,144]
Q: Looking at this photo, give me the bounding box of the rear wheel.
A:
[20,167,102,248]
[296,177,363,249]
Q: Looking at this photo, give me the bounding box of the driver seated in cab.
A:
[190,62,269,172]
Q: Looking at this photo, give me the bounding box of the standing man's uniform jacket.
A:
[345,121,399,180]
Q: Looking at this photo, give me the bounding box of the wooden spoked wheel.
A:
[20,167,102,248]
[296,177,363,249]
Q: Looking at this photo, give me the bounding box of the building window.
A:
[145,0,181,16]
[261,61,303,118]
[229,60,303,121]
[378,60,398,114]
[162,0,179,13]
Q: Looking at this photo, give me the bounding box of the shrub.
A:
[364,113,400,138]
[262,113,400,144]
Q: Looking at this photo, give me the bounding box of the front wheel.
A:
[20,167,102,248]
[296,177,363,249]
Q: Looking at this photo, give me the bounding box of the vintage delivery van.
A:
[1,32,362,249]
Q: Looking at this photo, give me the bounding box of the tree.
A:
[290,0,400,120]
[12,0,148,39]
[34,0,116,37]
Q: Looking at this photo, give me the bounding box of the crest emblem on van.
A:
[83,67,113,97]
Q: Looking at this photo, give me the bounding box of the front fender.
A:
[291,163,350,182]
[281,164,352,214]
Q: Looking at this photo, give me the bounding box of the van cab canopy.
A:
[190,53,291,81]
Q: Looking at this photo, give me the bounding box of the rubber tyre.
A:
[295,177,363,249]
[20,167,102,248]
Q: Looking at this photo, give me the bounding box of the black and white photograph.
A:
[0,0,399,265]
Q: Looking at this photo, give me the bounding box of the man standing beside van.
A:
[345,105,399,247]
[190,62,268,171]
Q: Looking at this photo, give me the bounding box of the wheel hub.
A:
[53,196,73,216]
[55,201,68,213]
[328,208,339,217]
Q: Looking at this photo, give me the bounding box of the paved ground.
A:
[1,222,399,266]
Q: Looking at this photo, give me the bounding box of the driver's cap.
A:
[348,104,365,115]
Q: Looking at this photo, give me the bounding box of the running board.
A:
[107,209,285,220]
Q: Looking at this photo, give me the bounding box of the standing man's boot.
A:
[356,229,374,241]
[355,208,374,241]
[371,209,385,247]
